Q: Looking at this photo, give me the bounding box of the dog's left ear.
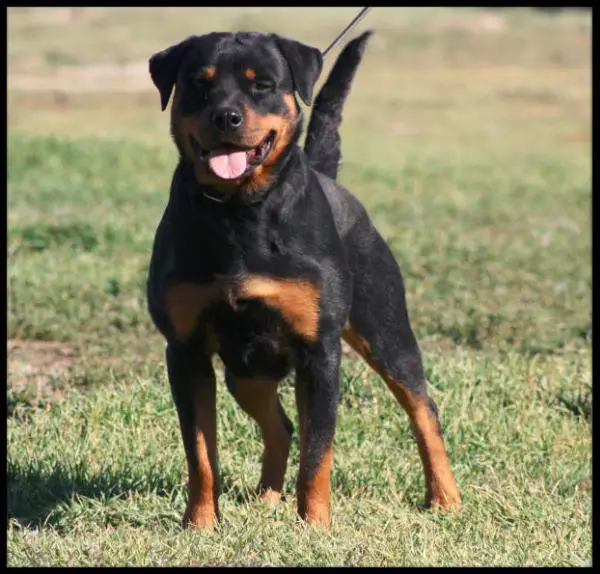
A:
[272,35,323,106]
[149,36,195,111]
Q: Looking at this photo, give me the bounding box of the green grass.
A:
[6,352,592,566]
[7,7,591,567]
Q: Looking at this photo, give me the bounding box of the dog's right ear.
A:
[149,36,194,111]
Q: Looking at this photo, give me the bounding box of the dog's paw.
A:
[298,503,331,529]
[258,487,283,507]
[426,489,462,512]
[182,503,218,530]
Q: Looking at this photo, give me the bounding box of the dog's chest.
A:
[211,294,295,380]
[165,273,320,342]
[165,273,319,380]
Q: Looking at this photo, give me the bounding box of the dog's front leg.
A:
[166,341,219,529]
[295,332,342,528]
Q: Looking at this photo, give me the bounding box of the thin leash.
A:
[202,7,372,203]
[322,7,371,59]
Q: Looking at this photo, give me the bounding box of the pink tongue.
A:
[208,149,248,180]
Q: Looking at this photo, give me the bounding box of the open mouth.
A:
[190,131,276,181]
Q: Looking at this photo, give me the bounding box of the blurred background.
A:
[7,7,591,150]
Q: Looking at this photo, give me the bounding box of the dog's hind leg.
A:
[227,374,293,503]
[343,224,461,510]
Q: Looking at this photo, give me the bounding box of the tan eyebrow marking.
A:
[202,66,216,80]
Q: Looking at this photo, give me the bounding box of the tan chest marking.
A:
[238,276,320,342]
[165,283,218,341]
[166,276,320,343]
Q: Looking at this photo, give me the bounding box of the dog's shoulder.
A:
[311,168,369,240]
[147,162,190,307]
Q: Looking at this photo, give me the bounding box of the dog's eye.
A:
[252,80,274,94]
[189,77,210,100]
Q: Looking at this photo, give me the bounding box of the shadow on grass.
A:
[7,463,254,529]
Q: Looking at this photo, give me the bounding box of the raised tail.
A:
[304,31,372,180]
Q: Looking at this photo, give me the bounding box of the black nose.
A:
[211,107,244,132]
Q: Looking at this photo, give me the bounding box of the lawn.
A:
[7,7,591,567]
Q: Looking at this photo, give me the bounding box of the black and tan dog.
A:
[147,30,461,530]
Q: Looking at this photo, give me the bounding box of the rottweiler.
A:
[146,30,461,530]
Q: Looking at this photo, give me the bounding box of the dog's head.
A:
[149,32,323,196]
